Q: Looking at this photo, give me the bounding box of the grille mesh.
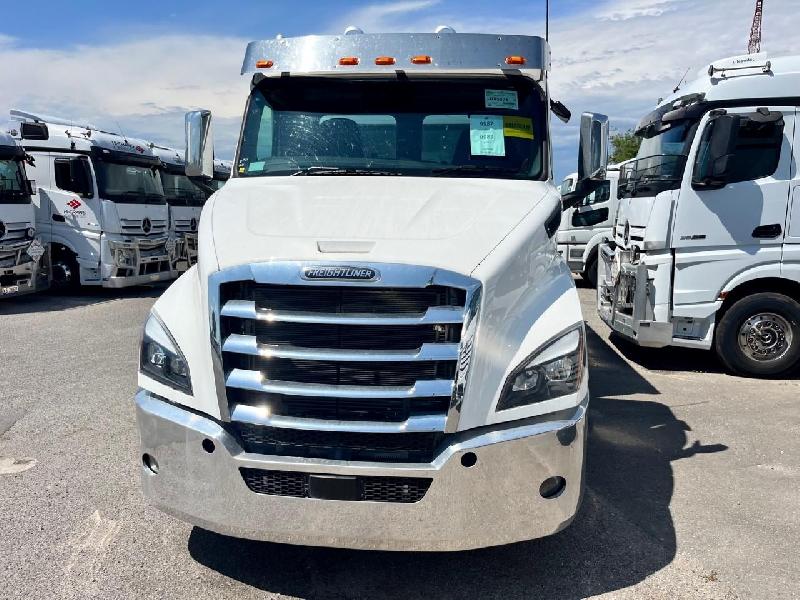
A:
[234,423,443,463]
[240,468,432,503]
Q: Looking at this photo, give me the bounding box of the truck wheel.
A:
[715,293,800,377]
[52,248,80,290]
[582,253,598,288]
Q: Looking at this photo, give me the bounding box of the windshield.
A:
[93,160,165,204]
[623,119,698,198]
[161,171,205,207]
[238,76,545,180]
[0,159,30,204]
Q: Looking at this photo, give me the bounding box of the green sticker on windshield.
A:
[470,115,505,156]
[485,89,518,110]
[247,161,265,172]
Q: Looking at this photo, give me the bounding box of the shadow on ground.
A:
[0,283,167,316]
[187,322,727,599]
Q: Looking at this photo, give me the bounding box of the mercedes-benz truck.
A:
[151,144,206,274]
[558,163,625,287]
[134,28,608,551]
[0,131,46,297]
[598,53,800,377]
[10,111,173,288]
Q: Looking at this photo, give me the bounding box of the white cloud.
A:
[0,34,249,157]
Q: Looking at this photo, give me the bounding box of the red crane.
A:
[748,0,764,54]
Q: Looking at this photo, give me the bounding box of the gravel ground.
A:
[0,281,797,599]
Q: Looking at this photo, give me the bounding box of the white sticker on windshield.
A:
[485,89,518,110]
[470,115,505,156]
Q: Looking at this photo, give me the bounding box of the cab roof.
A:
[9,109,159,161]
[242,29,549,81]
[656,53,800,111]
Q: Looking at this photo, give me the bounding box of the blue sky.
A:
[2,0,798,180]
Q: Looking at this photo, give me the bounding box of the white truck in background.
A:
[151,144,206,273]
[558,163,625,287]
[599,53,800,377]
[209,159,232,194]
[0,132,46,297]
[9,111,174,288]
[134,28,609,551]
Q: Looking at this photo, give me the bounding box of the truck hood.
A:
[209,176,549,275]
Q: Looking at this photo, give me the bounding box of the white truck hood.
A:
[209,176,548,275]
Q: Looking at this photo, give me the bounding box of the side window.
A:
[54,157,93,197]
[694,111,784,187]
[581,180,611,206]
[727,115,783,183]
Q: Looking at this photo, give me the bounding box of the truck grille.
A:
[215,265,479,463]
[240,468,432,503]
[234,423,443,462]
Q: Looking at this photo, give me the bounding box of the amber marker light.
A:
[505,55,526,65]
[255,59,274,69]
[339,56,360,66]
[410,55,432,65]
[375,56,397,66]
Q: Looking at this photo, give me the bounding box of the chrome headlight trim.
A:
[140,311,192,394]
[496,323,586,412]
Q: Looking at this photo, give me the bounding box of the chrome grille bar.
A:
[231,404,446,433]
[226,368,454,398]
[220,300,465,325]
[222,334,459,362]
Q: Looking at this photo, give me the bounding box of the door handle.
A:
[52,214,66,223]
[752,224,782,239]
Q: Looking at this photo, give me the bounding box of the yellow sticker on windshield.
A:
[503,116,534,140]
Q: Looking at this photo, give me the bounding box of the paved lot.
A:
[1,281,798,599]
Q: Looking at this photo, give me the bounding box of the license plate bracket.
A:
[308,474,361,501]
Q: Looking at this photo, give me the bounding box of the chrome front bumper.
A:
[135,390,588,551]
[597,245,671,347]
[104,237,174,287]
[0,241,40,298]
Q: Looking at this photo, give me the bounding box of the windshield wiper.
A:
[291,166,403,176]
[430,165,521,177]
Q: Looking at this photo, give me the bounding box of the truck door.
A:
[671,106,794,306]
[569,179,613,243]
[784,107,800,276]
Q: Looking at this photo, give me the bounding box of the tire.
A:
[51,248,80,291]
[715,292,800,377]
[582,253,598,288]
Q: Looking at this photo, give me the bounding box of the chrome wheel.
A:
[737,313,793,362]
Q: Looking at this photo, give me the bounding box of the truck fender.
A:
[581,230,611,264]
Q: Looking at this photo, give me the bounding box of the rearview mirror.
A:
[578,112,609,181]
[562,113,609,209]
[692,113,740,190]
[185,110,214,178]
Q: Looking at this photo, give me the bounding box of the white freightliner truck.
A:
[151,144,206,273]
[0,131,46,297]
[558,163,625,287]
[134,29,609,551]
[598,53,800,377]
[9,111,173,288]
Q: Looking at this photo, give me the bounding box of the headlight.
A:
[140,312,191,393]
[496,325,585,411]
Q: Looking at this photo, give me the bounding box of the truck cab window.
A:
[238,76,545,180]
[54,157,93,197]
[695,114,784,187]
